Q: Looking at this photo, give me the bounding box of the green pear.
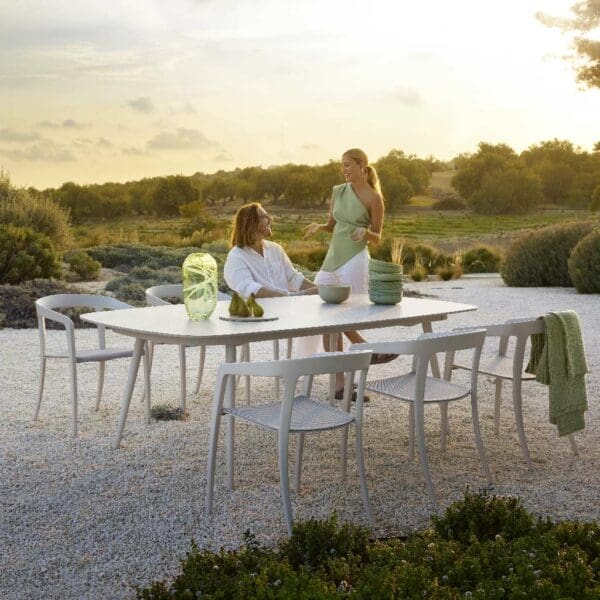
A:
[237,296,251,317]
[247,293,264,317]
[228,292,241,316]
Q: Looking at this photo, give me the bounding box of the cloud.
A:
[0,128,41,142]
[146,127,219,151]
[386,87,424,107]
[171,102,198,115]
[127,96,155,114]
[215,151,233,162]
[122,146,150,156]
[97,137,113,149]
[36,119,88,129]
[0,140,75,162]
[301,143,320,150]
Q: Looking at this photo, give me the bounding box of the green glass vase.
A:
[182,253,218,320]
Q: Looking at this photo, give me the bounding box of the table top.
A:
[81,294,477,346]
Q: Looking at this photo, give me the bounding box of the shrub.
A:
[136,492,600,600]
[0,225,61,285]
[86,244,204,272]
[431,490,535,545]
[0,279,80,329]
[64,250,101,281]
[0,172,71,250]
[462,244,502,273]
[568,227,600,293]
[500,221,596,287]
[105,266,182,305]
[431,197,466,210]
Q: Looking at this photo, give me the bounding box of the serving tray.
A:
[219,314,279,322]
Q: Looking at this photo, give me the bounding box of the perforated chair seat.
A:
[45,347,134,362]
[366,373,470,403]
[454,355,536,381]
[225,395,354,432]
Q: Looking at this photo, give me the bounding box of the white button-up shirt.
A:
[224,241,305,298]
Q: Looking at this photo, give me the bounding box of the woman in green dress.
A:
[304,148,397,388]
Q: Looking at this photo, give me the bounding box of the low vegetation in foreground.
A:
[137,491,600,599]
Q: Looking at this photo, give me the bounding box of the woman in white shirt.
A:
[224,203,318,298]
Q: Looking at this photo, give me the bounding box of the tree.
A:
[469,168,542,215]
[537,1,600,88]
[451,143,520,200]
[152,175,199,216]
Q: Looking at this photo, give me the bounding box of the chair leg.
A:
[494,377,503,435]
[408,403,415,461]
[245,345,251,404]
[470,390,494,485]
[205,399,224,516]
[415,399,437,506]
[194,346,206,395]
[440,403,449,453]
[94,362,105,411]
[286,337,293,359]
[512,378,533,469]
[340,426,349,482]
[33,357,47,421]
[179,345,187,411]
[69,358,79,438]
[278,428,293,536]
[294,433,305,493]
[355,420,374,527]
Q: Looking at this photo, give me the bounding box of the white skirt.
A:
[295,248,370,357]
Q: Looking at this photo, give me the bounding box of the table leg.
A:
[273,339,280,399]
[143,341,151,424]
[328,333,338,405]
[421,320,441,378]
[225,344,237,491]
[113,337,145,449]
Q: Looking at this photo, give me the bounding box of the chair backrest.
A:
[146,285,231,306]
[477,317,544,339]
[217,350,373,381]
[36,293,131,314]
[145,284,183,306]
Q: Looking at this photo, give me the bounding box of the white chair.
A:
[450,317,580,469]
[145,285,293,407]
[351,330,492,507]
[205,350,374,536]
[34,293,142,437]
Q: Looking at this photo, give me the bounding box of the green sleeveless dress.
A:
[320,183,371,273]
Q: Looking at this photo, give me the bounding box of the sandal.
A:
[370,353,399,365]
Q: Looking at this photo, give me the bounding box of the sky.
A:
[0,0,598,189]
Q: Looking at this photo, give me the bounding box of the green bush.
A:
[136,492,600,600]
[462,244,502,273]
[568,227,600,293]
[85,243,207,272]
[64,249,101,281]
[0,279,80,329]
[431,197,466,210]
[500,221,596,287]
[105,265,182,305]
[0,225,61,285]
[0,172,71,250]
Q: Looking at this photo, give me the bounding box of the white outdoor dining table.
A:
[81,294,477,484]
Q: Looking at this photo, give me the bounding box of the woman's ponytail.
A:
[365,164,382,197]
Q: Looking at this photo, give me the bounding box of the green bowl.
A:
[318,284,351,304]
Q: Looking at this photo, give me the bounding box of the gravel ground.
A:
[1,276,599,599]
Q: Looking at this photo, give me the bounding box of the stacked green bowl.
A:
[368,258,403,304]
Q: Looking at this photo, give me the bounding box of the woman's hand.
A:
[350,227,367,241]
[303,223,321,239]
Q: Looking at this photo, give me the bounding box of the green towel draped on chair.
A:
[526,311,588,436]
